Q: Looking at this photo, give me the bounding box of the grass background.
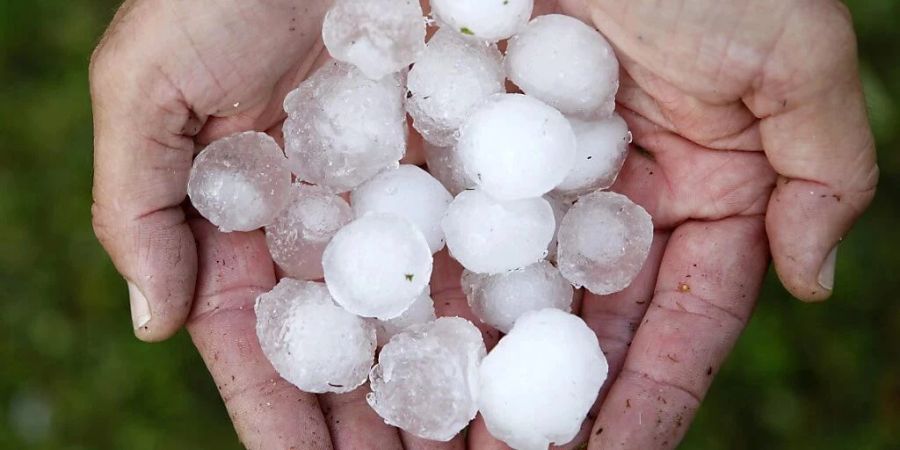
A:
[1,1,898,448]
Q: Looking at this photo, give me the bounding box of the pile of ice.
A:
[185,1,653,448]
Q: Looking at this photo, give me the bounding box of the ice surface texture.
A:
[553,114,630,199]
[283,62,407,193]
[462,260,573,333]
[323,213,433,319]
[557,191,653,295]
[187,131,291,232]
[430,0,533,42]
[407,28,505,147]
[323,0,426,80]
[479,309,608,450]
[423,142,476,196]
[368,317,486,441]
[371,290,436,347]
[255,279,376,394]
[506,14,619,118]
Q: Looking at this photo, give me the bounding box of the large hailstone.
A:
[187,131,291,232]
[430,0,533,42]
[442,190,555,274]
[323,214,433,319]
[351,165,453,253]
[506,14,619,118]
[255,279,376,394]
[282,61,406,193]
[368,317,486,441]
[406,27,505,147]
[457,94,576,201]
[557,191,653,295]
[265,184,354,280]
[479,309,608,450]
[371,290,437,347]
[553,114,630,199]
[322,0,426,80]
[423,142,476,196]
[462,260,573,333]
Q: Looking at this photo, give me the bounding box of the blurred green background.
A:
[0,1,898,449]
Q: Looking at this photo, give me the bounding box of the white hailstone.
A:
[283,61,407,193]
[187,132,291,233]
[506,14,619,118]
[322,0,426,80]
[255,279,376,394]
[368,317,486,441]
[265,184,354,280]
[423,142,476,196]
[544,194,572,262]
[371,290,437,347]
[557,191,653,295]
[351,165,453,253]
[430,0,533,42]
[553,114,630,199]
[457,94,576,200]
[407,27,505,147]
[323,214,432,319]
[462,261,573,333]
[442,190,555,274]
[479,309,608,450]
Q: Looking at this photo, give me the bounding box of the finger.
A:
[319,386,404,450]
[185,218,332,450]
[90,9,198,341]
[588,216,768,450]
[745,4,877,301]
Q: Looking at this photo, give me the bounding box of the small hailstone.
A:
[457,94,576,200]
[255,279,376,394]
[462,261,573,333]
[557,191,653,295]
[479,309,608,450]
[368,317,486,441]
[544,194,571,262]
[265,184,354,280]
[323,213,432,319]
[442,190,555,274]
[322,0,426,80]
[371,290,436,347]
[553,114,630,199]
[505,14,619,118]
[351,165,453,253]
[430,0,533,42]
[283,61,406,193]
[423,142,476,196]
[407,27,505,147]
[187,131,291,233]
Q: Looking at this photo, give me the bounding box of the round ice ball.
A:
[282,61,406,193]
[423,142,476,196]
[457,94,576,200]
[323,213,433,319]
[187,131,291,232]
[265,184,354,280]
[407,27,505,147]
[322,0,426,80]
[370,290,437,347]
[368,317,486,441]
[553,114,630,199]
[557,191,653,295]
[506,14,619,118]
[441,190,555,274]
[351,165,453,253]
[255,279,376,394]
[462,260,573,333]
[479,308,608,450]
[430,0,533,42]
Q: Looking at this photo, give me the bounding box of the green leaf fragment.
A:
[460,27,474,36]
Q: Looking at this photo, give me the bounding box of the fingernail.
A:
[817,245,838,292]
[127,281,152,330]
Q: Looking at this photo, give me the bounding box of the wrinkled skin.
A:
[89,0,876,449]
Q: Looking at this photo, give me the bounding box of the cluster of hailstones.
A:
[186,1,653,449]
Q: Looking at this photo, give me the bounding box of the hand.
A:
[471,0,876,449]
